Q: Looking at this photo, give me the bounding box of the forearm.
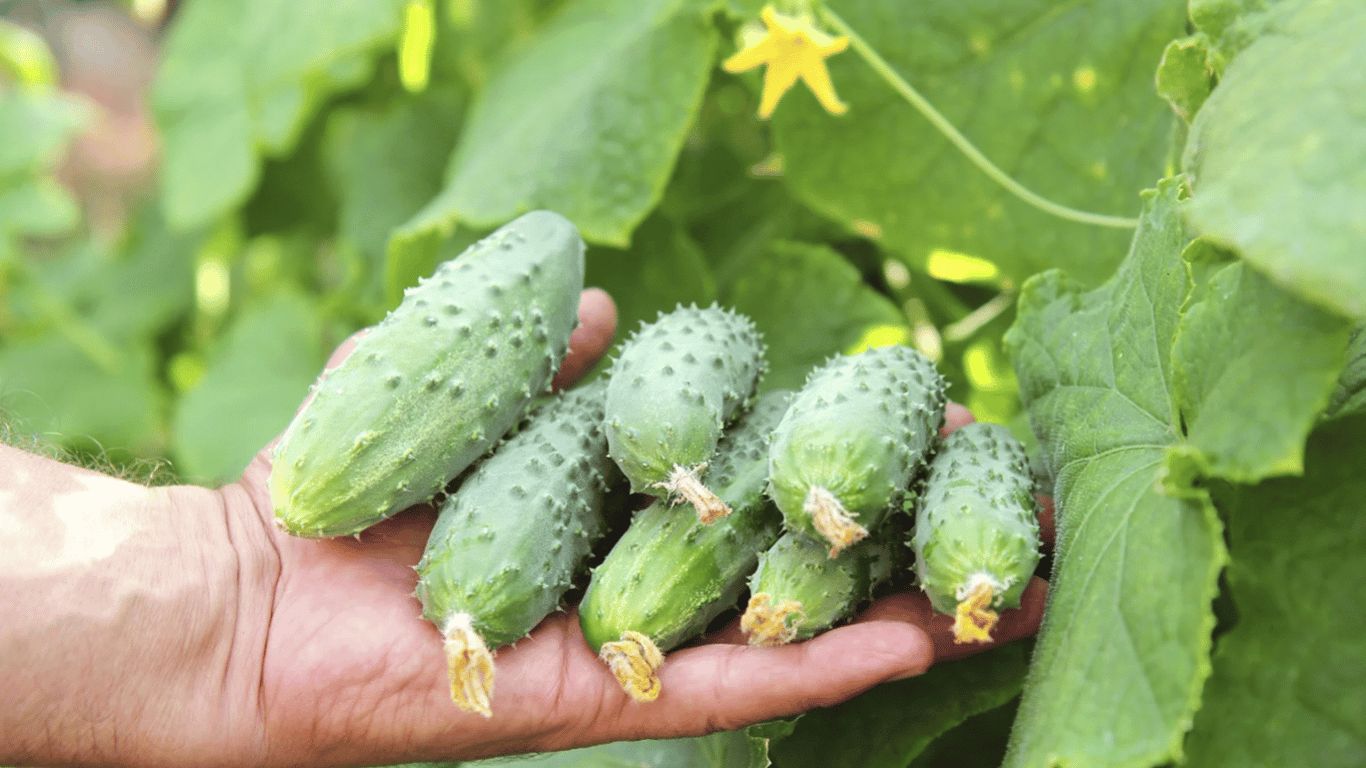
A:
[0,445,256,767]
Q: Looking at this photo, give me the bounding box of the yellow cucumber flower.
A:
[722,4,850,119]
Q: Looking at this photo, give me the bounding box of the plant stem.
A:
[818,6,1139,230]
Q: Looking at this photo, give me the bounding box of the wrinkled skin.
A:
[0,287,1046,768]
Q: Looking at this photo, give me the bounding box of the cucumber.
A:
[414,378,615,717]
[270,211,584,537]
[768,345,946,556]
[579,390,793,701]
[741,531,893,646]
[912,422,1041,644]
[604,303,766,523]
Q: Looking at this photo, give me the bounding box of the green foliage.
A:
[1183,0,1366,318]
[409,0,721,246]
[1183,415,1366,766]
[772,0,1185,287]
[7,0,1363,764]
[770,642,1030,768]
[1004,181,1227,768]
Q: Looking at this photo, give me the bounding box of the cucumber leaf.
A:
[585,212,717,343]
[1002,180,1226,768]
[1183,414,1366,766]
[403,0,718,247]
[722,240,907,392]
[768,641,1030,768]
[1182,0,1366,319]
[1325,326,1366,419]
[772,0,1183,288]
[1171,250,1353,481]
[155,0,405,229]
[171,293,326,483]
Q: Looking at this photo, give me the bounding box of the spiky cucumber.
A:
[414,378,615,717]
[270,211,584,537]
[741,531,893,646]
[579,390,793,701]
[912,422,1041,644]
[604,303,765,523]
[768,345,946,556]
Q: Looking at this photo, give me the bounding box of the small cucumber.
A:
[741,531,893,646]
[768,345,946,556]
[604,303,765,523]
[912,422,1041,644]
[579,390,793,701]
[414,378,615,717]
[271,211,584,537]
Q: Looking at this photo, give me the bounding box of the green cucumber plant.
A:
[3,0,1363,766]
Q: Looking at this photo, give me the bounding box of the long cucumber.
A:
[414,379,615,716]
[271,211,584,537]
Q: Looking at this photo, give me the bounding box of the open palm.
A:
[220,288,1045,767]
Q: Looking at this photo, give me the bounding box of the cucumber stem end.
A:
[443,613,496,717]
[741,593,807,646]
[599,630,665,702]
[804,485,867,557]
[951,579,999,644]
[656,463,732,523]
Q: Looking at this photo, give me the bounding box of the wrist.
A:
[0,446,261,766]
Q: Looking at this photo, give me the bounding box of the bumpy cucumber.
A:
[768,345,946,556]
[604,304,765,523]
[579,390,792,701]
[913,422,1041,644]
[741,531,893,646]
[270,211,584,537]
[414,378,614,717]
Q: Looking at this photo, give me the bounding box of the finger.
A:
[580,618,935,743]
[855,576,1048,666]
[1036,494,1056,550]
[940,401,976,436]
[552,288,618,391]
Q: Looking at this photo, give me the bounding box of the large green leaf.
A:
[1002,181,1226,768]
[1182,0,1366,319]
[1171,250,1353,481]
[1325,325,1366,419]
[323,94,463,264]
[772,0,1183,288]
[0,336,164,457]
[768,641,1030,768]
[0,87,88,248]
[1183,414,1366,766]
[172,293,326,483]
[406,0,719,247]
[155,0,406,229]
[722,240,906,392]
[585,212,717,344]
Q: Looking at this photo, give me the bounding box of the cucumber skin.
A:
[913,422,1041,614]
[270,211,584,537]
[415,378,614,648]
[767,345,946,542]
[604,304,766,494]
[579,390,794,652]
[747,531,893,641]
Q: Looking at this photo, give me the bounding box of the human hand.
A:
[0,288,1048,768]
